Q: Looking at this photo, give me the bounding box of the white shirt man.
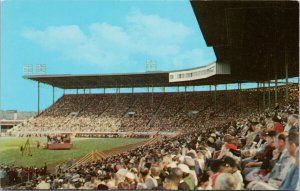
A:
[36,180,50,189]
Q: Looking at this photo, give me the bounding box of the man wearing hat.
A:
[187,150,202,179]
[145,176,158,189]
[207,137,217,154]
[249,132,299,190]
[184,156,198,187]
[245,122,258,147]
[150,165,162,187]
[218,135,241,164]
[125,172,136,189]
[178,164,194,190]
[117,182,131,190]
[243,130,277,177]
[35,176,50,189]
[288,114,299,135]
[272,115,284,133]
[162,174,180,190]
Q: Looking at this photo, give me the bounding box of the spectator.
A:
[35,176,50,189]
[272,115,284,133]
[243,130,277,177]
[3,84,298,190]
[215,173,240,190]
[288,114,299,135]
[162,174,180,190]
[249,132,299,190]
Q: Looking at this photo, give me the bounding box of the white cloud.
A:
[127,11,192,44]
[173,48,214,69]
[23,25,87,50]
[89,23,131,48]
[22,10,213,71]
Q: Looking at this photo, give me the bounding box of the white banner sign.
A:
[169,63,217,82]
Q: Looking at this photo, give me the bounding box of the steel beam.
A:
[239,83,242,112]
[263,82,265,110]
[184,86,187,106]
[257,82,260,112]
[38,82,40,115]
[268,81,271,108]
[52,86,55,104]
[285,49,289,104]
[274,64,278,104]
[214,85,217,111]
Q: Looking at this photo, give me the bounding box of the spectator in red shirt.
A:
[272,115,284,133]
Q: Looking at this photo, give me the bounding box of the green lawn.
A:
[0,137,147,167]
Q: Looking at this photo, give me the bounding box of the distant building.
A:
[0,110,36,132]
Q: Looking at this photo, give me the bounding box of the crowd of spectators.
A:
[47,134,71,144]
[12,84,298,136]
[3,98,299,189]
[0,164,47,188]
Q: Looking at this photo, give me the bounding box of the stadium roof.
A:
[24,64,237,89]
[191,0,299,80]
[24,0,299,89]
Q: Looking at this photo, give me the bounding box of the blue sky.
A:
[1,0,218,112]
[1,0,296,112]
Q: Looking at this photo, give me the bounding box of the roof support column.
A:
[104,88,106,94]
[285,47,289,104]
[274,64,278,105]
[214,85,217,112]
[184,85,187,106]
[52,86,55,105]
[210,85,212,103]
[151,85,154,111]
[268,80,271,109]
[225,84,228,111]
[263,82,265,111]
[225,84,227,111]
[266,55,271,109]
[239,83,242,113]
[116,86,118,105]
[63,89,65,95]
[83,89,85,94]
[38,82,40,115]
[76,89,78,94]
[257,82,260,112]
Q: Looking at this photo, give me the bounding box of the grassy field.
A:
[0,137,147,167]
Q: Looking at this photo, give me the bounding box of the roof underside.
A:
[24,0,299,89]
[191,0,299,80]
[24,73,240,89]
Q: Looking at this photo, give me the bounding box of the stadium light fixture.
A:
[36,64,47,75]
[23,64,33,75]
[145,60,157,72]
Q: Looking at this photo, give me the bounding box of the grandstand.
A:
[10,84,299,136]
[1,0,299,190]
